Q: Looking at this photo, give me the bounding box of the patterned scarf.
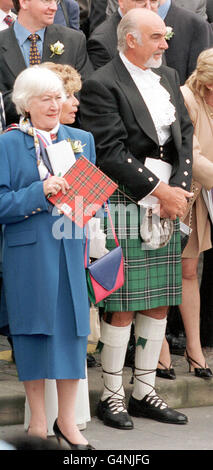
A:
[6,116,59,180]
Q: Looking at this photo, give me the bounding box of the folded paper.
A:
[46,140,76,176]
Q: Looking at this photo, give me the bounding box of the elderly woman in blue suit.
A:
[0,65,95,450]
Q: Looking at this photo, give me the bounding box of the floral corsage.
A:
[50,41,64,58]
[68,139,86,154]
[165,26,174,40]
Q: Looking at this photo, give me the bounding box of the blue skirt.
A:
[12,244,88,381]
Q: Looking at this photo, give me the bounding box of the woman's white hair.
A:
[117,10,142,53]
[12,65,66,116]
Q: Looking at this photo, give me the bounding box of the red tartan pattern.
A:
[48,155,118,227]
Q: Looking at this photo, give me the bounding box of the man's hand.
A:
[152,182,194,220]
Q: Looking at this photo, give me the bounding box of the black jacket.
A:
[164,2,213,84]
[81,54,193,200]
[87,4,213,85]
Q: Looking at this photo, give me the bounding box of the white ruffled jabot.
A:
[120,53,176,145]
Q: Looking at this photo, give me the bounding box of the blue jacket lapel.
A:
[57,125,83,160]
[24,132,37,159]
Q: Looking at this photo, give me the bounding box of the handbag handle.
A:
[84,203,119,268]
[104,202,120,247]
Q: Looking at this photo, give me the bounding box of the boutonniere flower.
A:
[68,139,86,154]
[165,26,174,40]
[50,41,64,58]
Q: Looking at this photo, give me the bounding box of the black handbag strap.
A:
[60,0,70,27]
[117,187,139,205]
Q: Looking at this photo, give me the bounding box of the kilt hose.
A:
[100,187,182,312]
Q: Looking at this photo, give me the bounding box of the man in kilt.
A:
[81,8,194,429]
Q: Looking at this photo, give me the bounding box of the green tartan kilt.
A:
[99,188,182,312]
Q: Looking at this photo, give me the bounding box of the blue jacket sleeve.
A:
[0,141,49,224]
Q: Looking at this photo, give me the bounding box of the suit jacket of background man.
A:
[164,2,213,85]
[77,0,91,24]
[0,23,93,125]
[80,54,193,201]
[106,0,118,17]
[88,5,213,83]
[54,0,80,30]
[89,0,107,34]
[87,10,120,69]
[173,0,207,18]
[206,0,213,23]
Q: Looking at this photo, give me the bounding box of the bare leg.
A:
[157,335,171,369]
[23,379,47,438]
[56,379,88,445]
[181,257,207,367]
[158,257,207,369]
[104,311,134,327]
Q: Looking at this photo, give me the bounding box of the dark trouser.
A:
[166,306,184,337]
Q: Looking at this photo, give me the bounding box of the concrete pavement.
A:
[1,406,213,450]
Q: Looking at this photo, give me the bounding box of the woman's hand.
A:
[43,176,70,196]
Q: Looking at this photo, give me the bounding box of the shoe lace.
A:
[131,364,156,385]
[145,390,168,410]
[133,365,168,410]
[102,368,127,414]
[107,396,127,414]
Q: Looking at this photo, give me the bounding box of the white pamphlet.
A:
[46,140,76,176]
[138,158,172,206]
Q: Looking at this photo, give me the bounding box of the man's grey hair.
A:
[117,13,143,53]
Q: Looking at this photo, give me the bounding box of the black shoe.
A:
[97,397,134,430]
[53,420,95,450]
[87,353,97,368]
[7,336,16,363]
[156,361,176,380]
[185,350,213,379]
[128,394,188,425]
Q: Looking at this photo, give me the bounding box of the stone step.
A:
[1,351,213,426]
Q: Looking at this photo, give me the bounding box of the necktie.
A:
[4,14,13,27]
[28,34,41,65]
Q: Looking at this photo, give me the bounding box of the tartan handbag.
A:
[85,205,125,305]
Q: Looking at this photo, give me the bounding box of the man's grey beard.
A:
[144,55,163,69]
